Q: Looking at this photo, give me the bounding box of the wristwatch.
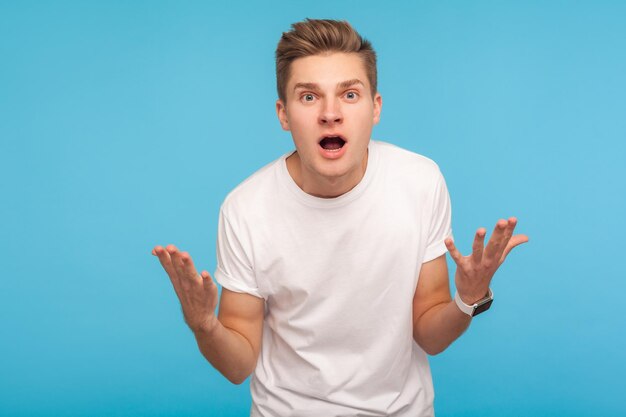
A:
[454,289,494,317]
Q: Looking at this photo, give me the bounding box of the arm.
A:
[153,245,264,384]
[412,255,470,355]
[412,217,528,355]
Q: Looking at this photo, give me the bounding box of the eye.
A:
[345,91,359,100]
[301,93,316,103]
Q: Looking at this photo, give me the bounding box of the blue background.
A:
[1,1,625,416]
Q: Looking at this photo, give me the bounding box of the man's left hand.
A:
[445,217,529,305]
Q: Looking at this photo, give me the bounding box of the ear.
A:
[276,99,290,131]
[372,93,382,125]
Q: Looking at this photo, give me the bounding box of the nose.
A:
[319,98,343,125]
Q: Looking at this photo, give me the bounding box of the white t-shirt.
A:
[215,140,452,417]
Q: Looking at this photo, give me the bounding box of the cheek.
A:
[348,101,373,116]
[347,110,373,130]
[287,110,315,131]
[285,117,313,147]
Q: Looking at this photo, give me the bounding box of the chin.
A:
[314,159,360,181]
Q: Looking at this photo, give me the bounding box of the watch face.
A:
[472,298,494,316]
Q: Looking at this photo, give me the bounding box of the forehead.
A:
[287,52,370,91]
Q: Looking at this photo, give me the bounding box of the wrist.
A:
[190,314,219,337]
[457,288,489,305]
[454,288,494,317]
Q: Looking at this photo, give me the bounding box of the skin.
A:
[152,245,263,384]
[413,218,528,354]
[276,52,382,198]
[153,51,529,382]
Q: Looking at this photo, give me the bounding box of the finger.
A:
[168,245,194,279]
[471,228,486,264]
[180,252,201,284]
[166,245,188,281]
[500,234,529,264]
[201,270,217,292]
[168,246,201,286]
[491,217,518,261]
[483,219,508,259]
[154,245,184,297]
[199,270,218,312]
[445,237,464,265]
[154,245,177,278]
[500,217,518,247]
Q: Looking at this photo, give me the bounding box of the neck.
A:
[286,151,368,198]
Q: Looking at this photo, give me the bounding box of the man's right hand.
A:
[152,245,218,334]
[152,244,264,384]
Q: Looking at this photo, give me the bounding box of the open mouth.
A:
[319,136,346,151]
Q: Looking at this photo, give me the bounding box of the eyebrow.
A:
[338,79,365,90]
[293,79,365,93]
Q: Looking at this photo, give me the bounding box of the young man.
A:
[153,19,528,417]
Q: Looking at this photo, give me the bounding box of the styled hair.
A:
[275,19,377,103]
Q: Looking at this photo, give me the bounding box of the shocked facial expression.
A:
[276,52,382,197]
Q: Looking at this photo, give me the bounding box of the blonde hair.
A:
[275,19,377,103]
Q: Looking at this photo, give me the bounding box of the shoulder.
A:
[220,153,288,220]
[372,140,444,184]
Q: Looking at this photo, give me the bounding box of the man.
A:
[153,19,528,416]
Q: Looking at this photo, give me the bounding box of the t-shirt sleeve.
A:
[423,170,453,263]
[214,209,265,299]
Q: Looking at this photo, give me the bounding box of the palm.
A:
[445,217,528,304]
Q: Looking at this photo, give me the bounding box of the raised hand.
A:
[445,217,529,305]
[152,245,219,333]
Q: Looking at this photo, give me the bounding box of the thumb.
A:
[500,234,529,264]
[200,270,216,288]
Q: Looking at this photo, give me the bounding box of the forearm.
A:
[153,245,262,384]
[413,298,471,355]
[193,319,258,385]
